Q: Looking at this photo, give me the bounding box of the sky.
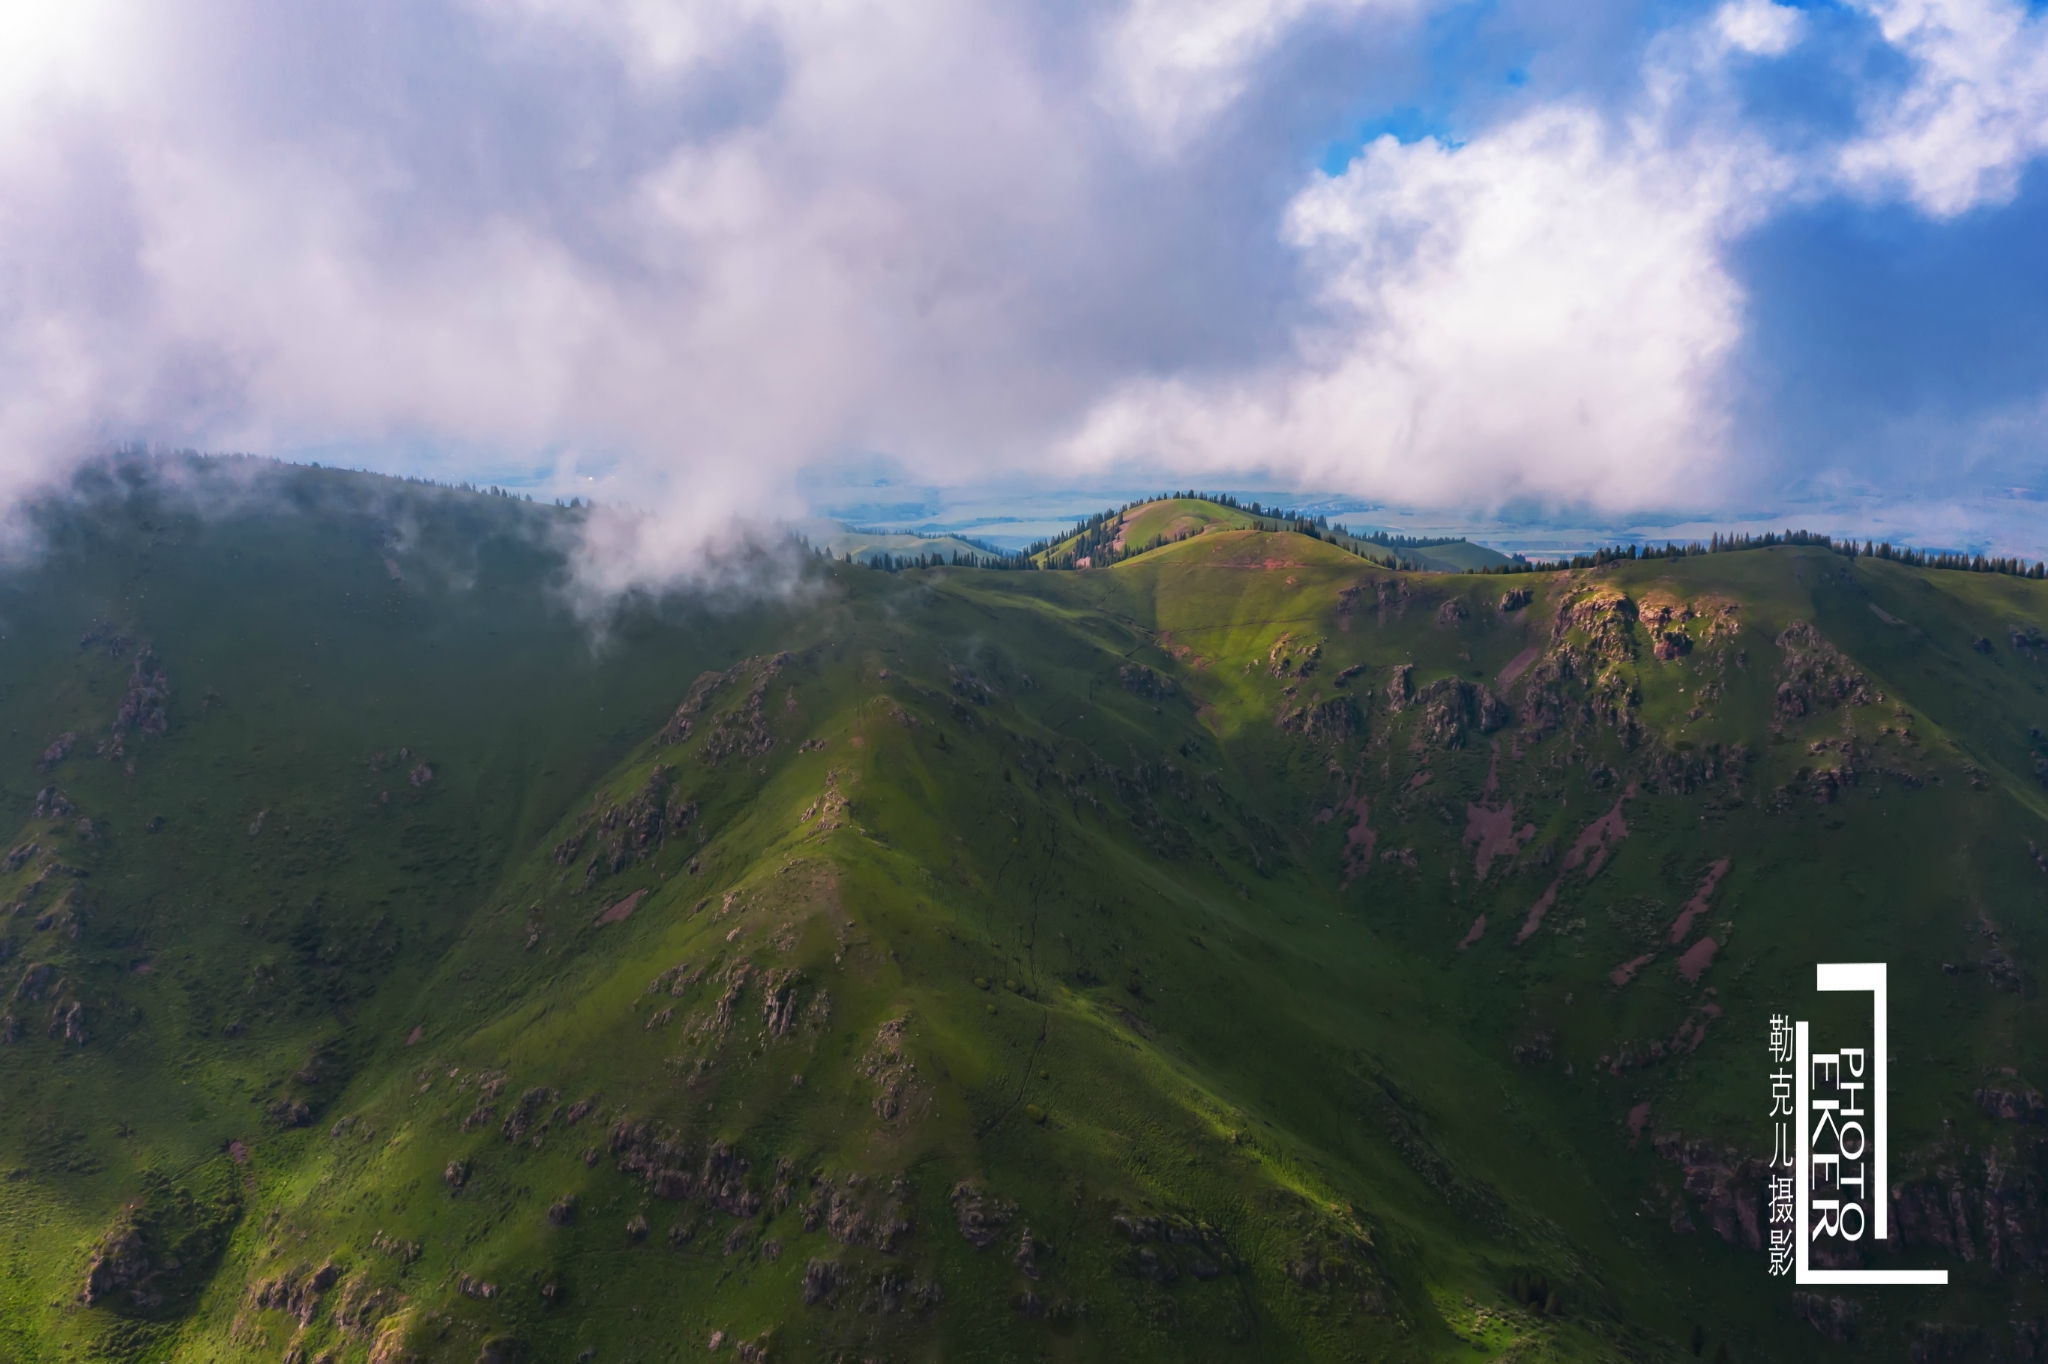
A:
[4,0,2048,581]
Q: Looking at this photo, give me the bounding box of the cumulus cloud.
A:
[0,0,2046,587]
[1839,0,2048,215]
[1062,4,1799,511]
[1096,0,1422,153]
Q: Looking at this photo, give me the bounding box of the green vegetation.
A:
[2,457,2045,1362]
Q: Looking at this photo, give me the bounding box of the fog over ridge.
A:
[4,0,2048,581]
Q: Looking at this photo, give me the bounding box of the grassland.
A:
[0,459,2043,1362]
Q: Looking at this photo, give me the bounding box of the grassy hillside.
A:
[1032,498,1512,575]
[2,460,2044,1363]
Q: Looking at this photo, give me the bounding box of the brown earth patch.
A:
[1497,645,1541,688]
[1339,796,1377,887]
[1610,953,1654,987]
[1514,883,1558,944]
[1676,936,1719,983]
[1667,858,1730,944]
[1560,789,1633,879]
[1458,915,1486,951]
[596,889,648,927]
[1463,803,1535,881]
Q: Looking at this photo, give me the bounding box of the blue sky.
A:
[3,0,2048,579]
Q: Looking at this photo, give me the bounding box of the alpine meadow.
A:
[2,456,2045,1364]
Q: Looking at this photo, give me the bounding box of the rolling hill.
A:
[1029,497,1513,575]
[0,457,2043,1363]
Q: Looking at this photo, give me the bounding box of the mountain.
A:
[806,523,1011,566]
[1029,497,1513,575]
[1,457,2044,1363]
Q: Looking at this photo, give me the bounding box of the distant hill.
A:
[2,457,2044,1362]
[812,522,1011,565]
[1028,495,1513,573]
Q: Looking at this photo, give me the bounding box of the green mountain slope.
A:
[2,461,2045,1363]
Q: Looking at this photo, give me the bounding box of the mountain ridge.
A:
[0,458,2043,1363]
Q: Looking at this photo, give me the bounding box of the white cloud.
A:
[1840,0,2048,215]
[0,0,2047,590]
[1063,103,1788,509]
[1713,0,1805,58]
[1096,0,1421,154]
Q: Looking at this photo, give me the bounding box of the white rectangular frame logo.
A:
[1795,962,1946,1286]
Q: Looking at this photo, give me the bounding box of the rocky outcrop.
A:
[862,1017,923,1122]
[1977,1087,2048,1124]
[1774,622,1873,719]
[572,764,699,889]
[802,1257,841,1306]
[1651,630,1691,661]
[79,1213,153,1307]
[1117,663,1174,701]
[500,1086,557,1142]
[761,969,803,1036]
[1792,1292,1861,1342]
[36,734,75,773]
[1650,1134,1763,1249]
[801,1171,914,1251]
[245,1260,341,1327]
[113,653,170,735]
[951,1181,1016,1248]
[1385,664,1414,713]
[609,1122,763,1217]
[1277,694,1361,741]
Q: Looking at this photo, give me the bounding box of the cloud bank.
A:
[3,0,2048,579]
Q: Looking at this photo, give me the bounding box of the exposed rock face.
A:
[572,764,700,890]
[1499,588,1531,613]
[862,1017,922,1122]
[1385,664,1414,713]
[659,653,795,761]
[1650,1134,1763,1249]
[1792,1292,1861,1342]
[951,1181,1016,1248]
[14,962,56,1002]
[246,1260,342,1327]
[1553,587,1638,662]
[1013,1226,1049,1279]
[1277,694,1361,741]
[760,969,803,1036]
[1977,1087,2048,1124]
[1117,663,1174,700]
[500,1086,557,1142]
[1651,630,1692,661]
[610,1122,763,1217]
[79,1214,153,1307]
[1774,621,1873,719]
[800,1171,914,1251]
[801,1257,841,1306]
[36,734,76,773]
[1435,599,1468,627]
[114,654,170,735]
[1370,676,1516,750]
